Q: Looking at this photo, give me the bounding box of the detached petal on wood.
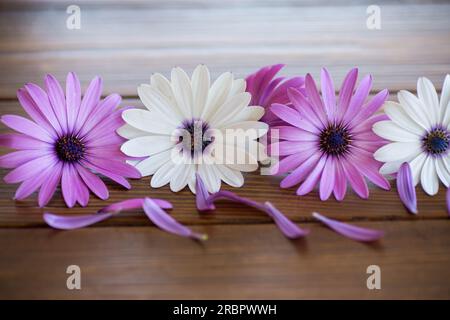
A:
[312,212,384,242]
[143,197,208,241]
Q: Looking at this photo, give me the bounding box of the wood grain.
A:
[0,3,448,97]
[0,0,449,299]
[0,220,449,299]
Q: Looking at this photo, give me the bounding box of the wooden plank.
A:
[0,4,448,97]
[0,98,448,228]
[0,220,449,299]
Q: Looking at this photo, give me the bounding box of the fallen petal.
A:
[397,162,418,214]
[312,212,384,242]
[43,212,112,230]
[99,198,172,213]
[265,202,309,238]
[195,173,215,211]
[143,197,207,241]
[206,190,308,239]
[207,190,267,212]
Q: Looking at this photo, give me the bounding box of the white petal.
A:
[229,79,246,98]
[231,106,265,123]
[380,161,403,175]
[409,152,427,185]
[225,162,258,172]
[117,124,148,139]
[212,142,258,172]
[188,170,197,194]
[440,74,450,119]
[417,77,440,126]
[198,164,221,193]
[138,84,181,124]
[121,136,174,157]
[170,163,194,192]
[150,73,175,104]
[208,92,251,128]
[220,121,268,138]
[435,157,450,187]
[420,156,439,195]
[384,101,425,135]
[397,90,431,130]
[191,65,210,118]
[372,120,419,142]
[374,141,421,163]
[441,155,450,173]
[171,67,193,119]
[216,164,244,188]
[135,149,172,176]
[122,109,174,135]
[201,72,233,121]
[151,160,176,188]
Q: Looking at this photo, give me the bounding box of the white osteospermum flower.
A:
[118,65,268,193]
[373,75,450,196]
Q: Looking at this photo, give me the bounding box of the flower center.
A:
[422,128,450,155]
[319,123,351,156]
[55,135,85,162]
[179,119,213,156]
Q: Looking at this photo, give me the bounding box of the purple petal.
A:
[0,133,52,150]
[397,162,418,214]
[207,191,307,239]
[342,74,372,124]
[45,74,68,134]
[319,157,335,201]
[38,162,63,207]
[296,154,327,196]
[207,190,267,212]
[84,155,141,179]
[76,163,109,200]
[304,73,324,111]
[265,202,309,238]
[271,103,318,133]
[351,89,389,126]
[320,68,336,119]
[280,152,320,188]
[195,173,216,211]
[74,76,102,133]
[17,88,57,138]
[78,93,122,138]
[61,163,77,208]
[0,149,50,169]
[1,115,53,143]
[24,82,63,135]
[4,154,57,184]
[81,159,131,189]
[313,212,384,242]
[43,212,113,230]
[337,68,358,113]
[341,159,369,199]
[99,198,172,213]
[65,72,81,133]
[143,198,207,241]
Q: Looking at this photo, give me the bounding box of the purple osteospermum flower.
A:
[245,64,305,127]
[269,68,391,201]
[0,73,140,207]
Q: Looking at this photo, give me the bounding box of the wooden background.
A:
[0,0,449,299]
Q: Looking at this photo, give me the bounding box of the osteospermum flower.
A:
[0,73,140,207]
[119,65,268,193]
[270,68,390,200]
[245,64,304,127]
[373,75,450,196]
